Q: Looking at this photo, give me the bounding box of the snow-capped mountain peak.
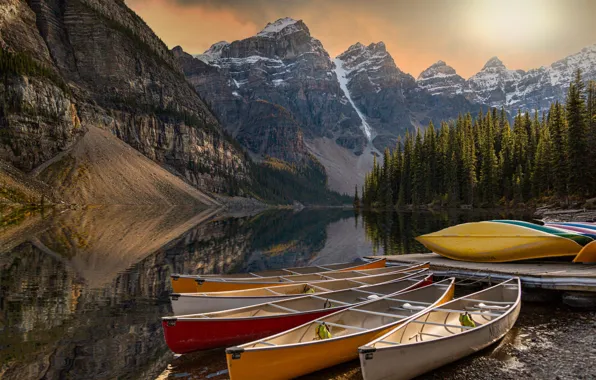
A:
[416,60,464,96]
[482,56,506,70]
[257,17,305,38]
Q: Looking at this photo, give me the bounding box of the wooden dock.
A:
[369,253,596,292]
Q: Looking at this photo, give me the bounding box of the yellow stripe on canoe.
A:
[171,259,387,293]
[416,221,583,262]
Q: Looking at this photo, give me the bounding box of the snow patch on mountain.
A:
[258,17,302,38]
[416,60,465,96]
[195,41,229,63]
[334,57,373,141]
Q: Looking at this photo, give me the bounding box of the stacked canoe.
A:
[416,220,596,263]
[161,258,522,379]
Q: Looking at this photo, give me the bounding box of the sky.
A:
[126,0,596,78]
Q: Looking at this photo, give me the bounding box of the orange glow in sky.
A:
[126,0,596,78]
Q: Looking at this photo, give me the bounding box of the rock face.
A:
[1,0,249,200]
[175,17,368,162]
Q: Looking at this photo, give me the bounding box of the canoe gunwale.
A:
[166,273,432,322]
[226,278,455,353]
[359,277,521,352]
[170,258,386,280]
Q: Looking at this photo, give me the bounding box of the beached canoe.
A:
[171,258,387,293]
[416,221,583,262]
[170,264,430,315]
[192,259,387,279]
[493,220,593,245]
[358,278,521,380]
[162,274,432,353]
[225,278,455,380]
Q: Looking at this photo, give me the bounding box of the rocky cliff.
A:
[0,0,250,205]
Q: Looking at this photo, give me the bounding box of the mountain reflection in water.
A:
[0,208,533,379]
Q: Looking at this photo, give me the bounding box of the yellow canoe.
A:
[225,278,455,380]
[416,221,583,262]
[171,259,387,293]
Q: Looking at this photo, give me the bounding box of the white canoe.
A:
[170,266,429,315]
[225,279,455,380]
[359,278,521,380]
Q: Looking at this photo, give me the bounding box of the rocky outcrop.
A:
[463,57,524,108]
[1,0,250,202]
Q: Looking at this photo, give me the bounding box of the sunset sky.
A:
[126,0,596,78]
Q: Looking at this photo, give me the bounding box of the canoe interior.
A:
[195,269,429,298]
[177,275,430,320]
[242,279,454,348]
[370,279,520,349]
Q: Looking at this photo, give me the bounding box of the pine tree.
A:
[587,81,596,196]
[381,147,393,208]
[566,69,589,196]
[549,103,568,197]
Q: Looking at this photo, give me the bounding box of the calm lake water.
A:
[4,206,589,380]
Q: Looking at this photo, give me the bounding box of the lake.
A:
[4,207,592,380]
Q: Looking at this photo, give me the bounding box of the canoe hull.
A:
[417,221,582,262]
[225,281,453,380]
[359,297,521,380]
[162,308,342,353]
[171,259,387,293]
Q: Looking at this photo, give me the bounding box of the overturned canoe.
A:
[416,221,583,262]
[162,274,431,353]
[170,264,430,315]
[359,278,521,380]
[493,220,593,245]
[171,258,387,293]
[225,278,454,380]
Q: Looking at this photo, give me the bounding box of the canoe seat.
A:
[309,295,351,305]
[351,309,410,319]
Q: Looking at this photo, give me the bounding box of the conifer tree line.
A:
[359,69,596,209]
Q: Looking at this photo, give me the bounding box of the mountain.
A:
[334,42,481,150]
[463,56,525,108]
[179,20,482,192]
[416,60,465,96]
[425,45,596,114]
[175,17,375,194]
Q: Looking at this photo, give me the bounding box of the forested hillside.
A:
[360,70,596,208]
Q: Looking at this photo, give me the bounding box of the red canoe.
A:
[162,274,432,353]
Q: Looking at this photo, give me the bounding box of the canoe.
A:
[416,221,583,262]
[359,278,521,380]
[171,258,387,293]
[225,278,455,380]
[546,223,596,239]
[192,259,387,279]
[493,220,593,245]
[170,264,430,315]
[162,274,432,353]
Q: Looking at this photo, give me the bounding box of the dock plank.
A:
[368,254,596,292]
